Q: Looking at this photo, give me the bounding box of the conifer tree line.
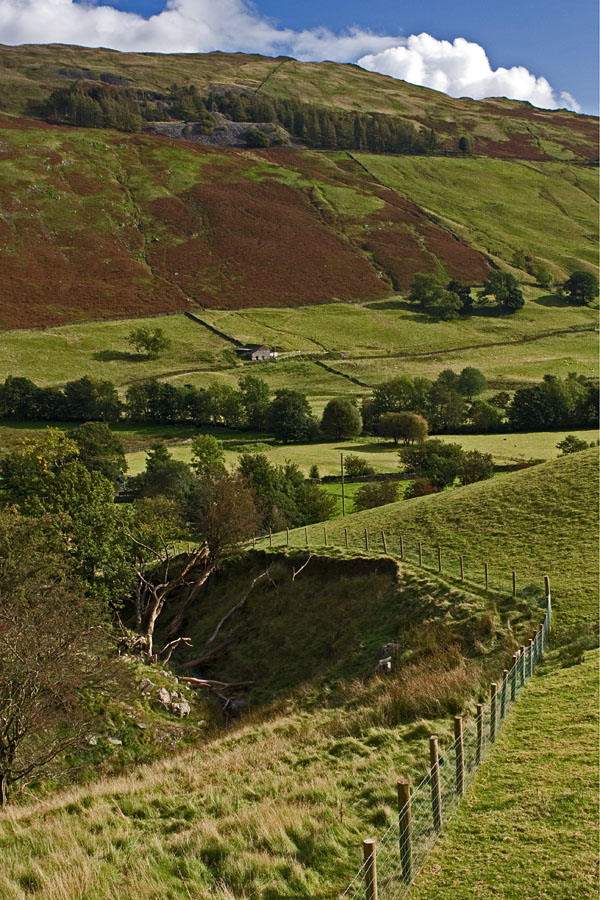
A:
[39,80,437,153]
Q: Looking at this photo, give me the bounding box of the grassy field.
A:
[409,649,599,900]
[123,429,598,477]
[197,294,598,358]
[357,155,600,277]
[270,449,599,635]
[0,551,540,900]
[0,315,233,387]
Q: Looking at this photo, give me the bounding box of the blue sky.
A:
[1,0,597,113]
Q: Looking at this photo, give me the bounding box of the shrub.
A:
[344,454,376,477]
[354,480,399,511]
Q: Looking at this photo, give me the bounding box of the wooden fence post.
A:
[397,779,412,884]
[454,717,464,796]
[344,527,349,549]
[459,556,464,580]
[324,525,328,547]
[544,575,552,631]
[429,736,442,833]
[512,570,516,597]
[501,670,508,719]
[490,683,497,743]
[437,546,442,573]
[365,529,369,552]
[476,703,483,765]
[520,646,526,686]
[363,839,378,900]
[399,534,404,559]
[511,653,518,701]
[381,531,387,554]
[484,562,489,590]
[418,541,423,566]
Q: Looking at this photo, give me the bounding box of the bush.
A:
[405,477,438,499]
[354,480,399,511]
[344,454,376,477]
[246,127,270,148]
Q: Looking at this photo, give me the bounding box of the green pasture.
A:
[334,328,599,387]
[123,428,598,477]
[410,649,599,900]
[0,315,232,387]
[196,294,598,357]
[356,155,600,278]
[274,449,599,634]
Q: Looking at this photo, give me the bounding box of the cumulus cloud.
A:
[0,0,580,111]
[358,34,580,111]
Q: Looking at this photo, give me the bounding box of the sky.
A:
[0,0,597,114]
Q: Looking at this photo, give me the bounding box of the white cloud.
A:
[0,0,580,112]
[358,33,580,111]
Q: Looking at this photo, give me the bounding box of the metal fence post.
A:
[476,703,483,766]
[454,716,464,796]
[381,531,387,554]
[484,562,489,590]
[429,736,442,833]
[344,527,349,549]
[397,779,412,884]
[418,541,423,566]
[399,534,404,559]
[459,556,464,580]
[511,653,518,701]
[512,569,516,597]
[501,670,508,719]
[490,683,497,743]
[544,575,552,631]
[324,525,328,547]
[305,526,309,547]
[269,528,272,547]
[363,839,378,900]
[365,529,369,551]
[437,546,442,572]
[529,638,535,675]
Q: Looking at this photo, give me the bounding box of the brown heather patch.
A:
[149,195,203,235]
[155,178,385,307]
[419,224,491,282]
[62,171,105,196]
[364,228,434,288]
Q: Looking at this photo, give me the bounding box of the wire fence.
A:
[339,593,552,900]
[254,527,535,601]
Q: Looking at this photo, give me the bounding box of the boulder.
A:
[378,643,400,658]
[155,687,171,706]
[107,737,123,746]
[139,678,155,693]
[170,700,191,718]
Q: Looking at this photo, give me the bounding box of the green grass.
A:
[0,552,538,900]
[123,429,597,477]
[0,315,232,387]
[271,449,599,635]
[409,649,599,900]
[356,156,600,278]
[197,295,598,358]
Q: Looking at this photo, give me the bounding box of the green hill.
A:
[274,449,599,635]
[0,45,597,329]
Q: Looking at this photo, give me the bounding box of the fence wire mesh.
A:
[255,528,533,601]
[339,602,551,900]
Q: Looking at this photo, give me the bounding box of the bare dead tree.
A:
[129,539,212,658]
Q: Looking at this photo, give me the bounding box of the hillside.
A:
[1,44,598,162]
[409,648,599,900]
[0,551,541,899]
[0,45,597,330]
[273,449,600,635]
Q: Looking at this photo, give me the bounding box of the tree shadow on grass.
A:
[93,350,146,363]
[530,293,569,308]
[338,441,396,454]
